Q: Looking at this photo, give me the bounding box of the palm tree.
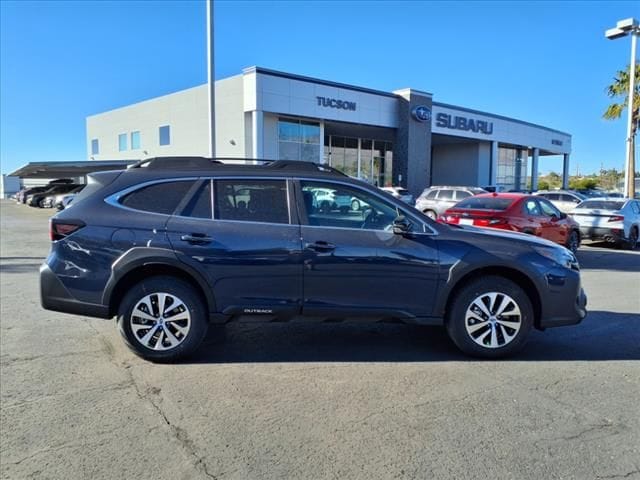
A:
[604,64,639,196]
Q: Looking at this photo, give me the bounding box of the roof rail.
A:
[129,157,223,170]
[263,160,347,176]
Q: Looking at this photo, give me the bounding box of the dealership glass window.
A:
[343,137,358,177]
[159,125,171,146]
[497,147,528,191]
[131,131,141,150]
[91,139,99,155]
[278,118,320,162]
[325,136,393,186]
[118,133,127,151]
[360,140,373,183]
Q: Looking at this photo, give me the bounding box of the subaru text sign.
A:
[412,105,431,122]
[435,113,494,135]
[316,96,356,111]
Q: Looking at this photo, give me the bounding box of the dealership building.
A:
[86,66,572,195]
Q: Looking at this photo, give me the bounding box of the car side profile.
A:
[41,157,587,362]
[571,198,640,249]
[415,186,487,220]
[439,193,582,253]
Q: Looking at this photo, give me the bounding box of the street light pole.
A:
[206,0,216,158]
[606,17,639,199]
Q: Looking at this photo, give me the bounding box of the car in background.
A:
[27,184,79,207]
[570,198,640,249]
[380,186,414,205]
[439,193,581,253]
[17,186,48,204]
[312,187,368,213]
[534,190,586,213]
[42,185,85,209]
[415,186,487,220]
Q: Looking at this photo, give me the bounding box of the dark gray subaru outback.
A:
[41,157,587,362]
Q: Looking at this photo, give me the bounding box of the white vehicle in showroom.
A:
[570,198,640,249]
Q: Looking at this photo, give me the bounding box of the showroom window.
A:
[131,131,141,150]
[159,125,171,146]
[278,118,320,162]
[91,139,99,155]
[118,133,127,151]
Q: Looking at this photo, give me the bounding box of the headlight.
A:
[533,245,579,270]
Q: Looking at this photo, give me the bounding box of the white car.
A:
[312,188,367,213]
[570,198,640,249]
[380,186,414,205]
[534,190,586,213]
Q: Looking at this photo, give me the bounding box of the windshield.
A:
[578,200,625,210]
[454,196,514,210]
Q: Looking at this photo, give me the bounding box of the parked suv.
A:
[534,190,586,213]
[415,186,487,220]
[41,157,587,362]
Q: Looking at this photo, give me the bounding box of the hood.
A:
[450,224,562,249]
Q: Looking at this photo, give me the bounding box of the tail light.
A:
[607,215,624,222]
[474,217,508,227]
[49,219,84,241]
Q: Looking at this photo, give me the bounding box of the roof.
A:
[9,160,139,178]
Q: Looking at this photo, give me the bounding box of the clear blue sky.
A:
[1,0,638,175]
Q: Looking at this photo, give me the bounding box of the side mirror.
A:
[392,215,412,235]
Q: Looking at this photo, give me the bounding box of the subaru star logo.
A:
[412,105,432,123]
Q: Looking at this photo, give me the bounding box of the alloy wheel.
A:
[129,292,191,351]
[465,292,522,348]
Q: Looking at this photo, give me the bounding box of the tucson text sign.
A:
[316,96,357,111]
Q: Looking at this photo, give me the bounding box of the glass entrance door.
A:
[325,135,393,186]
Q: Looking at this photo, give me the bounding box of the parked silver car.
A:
[415,186,486,220]
[534,190,586,213]
[380,186,414,205]
[570,198,640,249]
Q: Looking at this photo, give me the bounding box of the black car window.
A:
[181,180,212,219]
[538,198,561,217]
[455,197,514,210]
[300,181,399,231]
[437,190,455,200]
[214,179,289,224]
[120,181,195,215]
[524,199,541,216]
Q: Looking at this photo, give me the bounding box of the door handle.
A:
[180,233,213,244]
[305,241,336,252]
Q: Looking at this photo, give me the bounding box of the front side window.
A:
[131,131,141,150]
[301,181,399,231]
[120,180,195,215]
[91,139,99,155]
[214,179,289,224]
[118,133,127,151]
[524,199,541,216]
[159,125,171,146]
[538,198,561,217]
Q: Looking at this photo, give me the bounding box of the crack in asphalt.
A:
[596,468,640,479]
[88,322,217,480]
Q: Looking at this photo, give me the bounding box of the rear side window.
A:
[214,179,289,224]
[455,197,514,210]
[438,190,455,200]
[424,190,438,199]
[120,181,195,215]
[455,190,472,200]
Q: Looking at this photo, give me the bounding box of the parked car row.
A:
[14,179,84,210]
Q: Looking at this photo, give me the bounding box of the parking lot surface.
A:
[1,199,639,480]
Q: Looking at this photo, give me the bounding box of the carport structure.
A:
[9,160,138,181]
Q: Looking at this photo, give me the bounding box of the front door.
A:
[166,178,303,317]
[297,179,440,319]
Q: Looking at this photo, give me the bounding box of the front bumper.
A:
[40,263,110,318]
[538,265,587,328]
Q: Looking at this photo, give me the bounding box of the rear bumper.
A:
[40,263,111,319]
[579,226,624,243]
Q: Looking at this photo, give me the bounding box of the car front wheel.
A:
[117,276,208,362]
[566,230,580,254]
[625,227,638,250]
[446,276,533,358]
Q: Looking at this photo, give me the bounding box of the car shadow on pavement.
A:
[577,245,640,272]
[187,310,640,364]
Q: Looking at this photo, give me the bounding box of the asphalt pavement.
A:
[1,199,639,480]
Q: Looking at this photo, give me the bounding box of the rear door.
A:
[297,179,439,319]
[435,189,457,214]
[166,177,303,317]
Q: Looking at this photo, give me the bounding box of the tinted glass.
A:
[524,199,541,215]
[121,181,195,215]
[579,200,625,210]
[159,125,171,146]
[301,181,399,231]
[181,181,212,219]
[455,190,472,200]
[438,190,455,200]
[455,197,515,210]
[538,198,561,217]
[425,190,438,199]
[214,180,288,224]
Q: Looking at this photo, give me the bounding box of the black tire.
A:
[625,227,638,250]
[117,276,208,362]
[424,210,437,221]
[446,276,534,358]
[566,230,580,254]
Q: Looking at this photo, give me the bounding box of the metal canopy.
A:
[8,160,138,179]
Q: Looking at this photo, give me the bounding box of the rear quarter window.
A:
[120,180,195,215]
[455,197,514,210]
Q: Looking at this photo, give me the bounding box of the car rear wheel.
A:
[625,227,638,250]
[566,230,580,254]
[424,210,437,220]
[117,276,208,362]
[446,276,533,358]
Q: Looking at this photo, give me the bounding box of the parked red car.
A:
[438,193,581,253]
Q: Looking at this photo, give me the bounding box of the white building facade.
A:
[86,66,572,195]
